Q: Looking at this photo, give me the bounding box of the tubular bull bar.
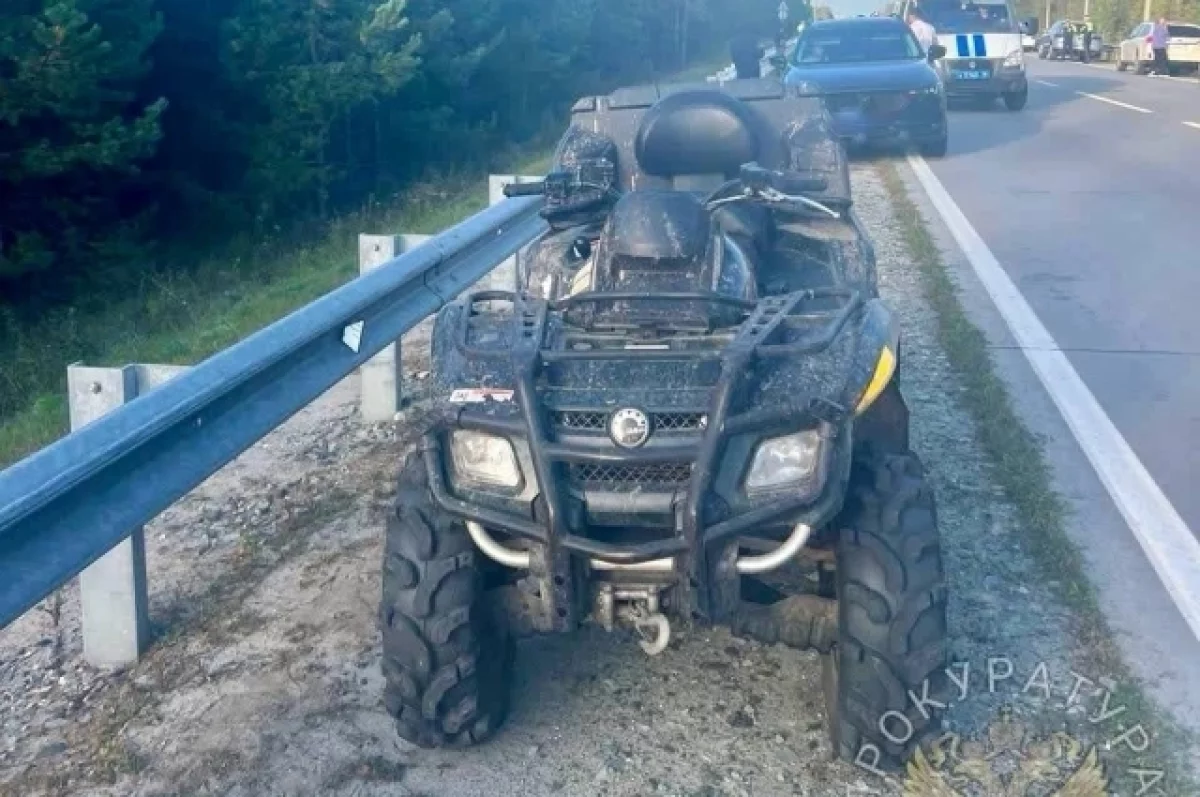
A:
[423,287,862,622]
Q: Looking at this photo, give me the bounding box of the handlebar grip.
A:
[502,181,546,198]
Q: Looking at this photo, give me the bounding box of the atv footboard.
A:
[423,287,891,633]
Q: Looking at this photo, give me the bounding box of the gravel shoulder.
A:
[0,165,1185,797]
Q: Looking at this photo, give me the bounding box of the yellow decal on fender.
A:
[569,262,594,297]
[855,346,896,415]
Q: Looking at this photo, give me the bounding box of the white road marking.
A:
[1076,60,1200,82]
[1034,79,1060,87]
[1184,121,1200,131]
[906,154,1200,645]
[1076,91,1152,113]
[1147,72,1200,83]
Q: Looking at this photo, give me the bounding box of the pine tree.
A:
[222,0,420,219]
[0,0,165,282]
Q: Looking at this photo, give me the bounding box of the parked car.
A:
[1116,21,1200,75]
[784,17,949,156]
[890,0,1029,111]
[1021,16,1039,51]
[1037,19,1102,61]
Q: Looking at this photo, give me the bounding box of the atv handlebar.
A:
[501,162,839,217]
[704,164,833,208]
[502,180,547,198]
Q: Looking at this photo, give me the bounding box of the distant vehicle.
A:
[784,17,949,156]
[1020,14,1040,51]
[1116,20,1200,75]
[1036,20,1103,61]
[892,0,1029,111]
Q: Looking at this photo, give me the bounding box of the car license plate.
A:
[952,69,988,80]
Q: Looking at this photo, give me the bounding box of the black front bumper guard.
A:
[425,287,861,622]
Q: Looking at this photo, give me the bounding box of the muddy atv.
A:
[379,79,949,771]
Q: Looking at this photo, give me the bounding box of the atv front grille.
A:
[554,410,707,433]
[569,462,693,487]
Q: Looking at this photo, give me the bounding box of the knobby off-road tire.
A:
[379,452,513,748]
[824,451,948,771]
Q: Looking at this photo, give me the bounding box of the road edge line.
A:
[902,153,1200,644]
[878,159,1200,789]
[1075,91,1152,113]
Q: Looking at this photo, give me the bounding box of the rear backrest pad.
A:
[560,79,852,202]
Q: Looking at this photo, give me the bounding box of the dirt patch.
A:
[1,165,1179,797]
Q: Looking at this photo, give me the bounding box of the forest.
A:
[1013,0,1200,39]
[0,0,795,306]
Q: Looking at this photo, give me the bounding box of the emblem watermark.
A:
[852,656,1169,796]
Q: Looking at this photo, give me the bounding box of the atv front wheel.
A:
[825,451,948,770]
[379,452,513,747]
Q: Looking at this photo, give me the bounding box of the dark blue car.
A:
[785,17,949,157]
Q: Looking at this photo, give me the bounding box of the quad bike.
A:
[378,79,949,771]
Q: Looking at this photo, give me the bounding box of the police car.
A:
[892,0,1028,110]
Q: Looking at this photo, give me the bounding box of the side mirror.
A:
[927,43,947,60]
[769,54,788,71]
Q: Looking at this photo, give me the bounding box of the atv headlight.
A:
[450,431,521,488]
[745,431,822,494]
[855,345,897,415]
[1003,49,1025,69]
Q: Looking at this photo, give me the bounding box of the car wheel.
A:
[1038,46,1047,59]
[1116,59,1127,71]
[918,132,948,158]
[1003,86,1028,111]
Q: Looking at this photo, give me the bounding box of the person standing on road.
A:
[1150,17,1170,75]
[906,7,937,53]
[730,33,763,79]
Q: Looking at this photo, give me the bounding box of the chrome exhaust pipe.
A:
[466,521,813,575]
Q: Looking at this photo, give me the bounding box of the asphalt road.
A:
[931,57,1200,536]
[900,54,1200,750]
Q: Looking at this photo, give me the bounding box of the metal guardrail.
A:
[0,194,546,634]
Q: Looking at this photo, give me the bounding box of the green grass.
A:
[878,160,1198,792]
[0,151,554,468]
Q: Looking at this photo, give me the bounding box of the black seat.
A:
[634,91,761,179]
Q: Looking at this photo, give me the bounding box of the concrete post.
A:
[487,175,544,293]
[358,233,431,421]
[66,362,186,669]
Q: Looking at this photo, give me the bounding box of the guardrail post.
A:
[67,364,150,669]
[487,175,543,292]
[358,233,430,421]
